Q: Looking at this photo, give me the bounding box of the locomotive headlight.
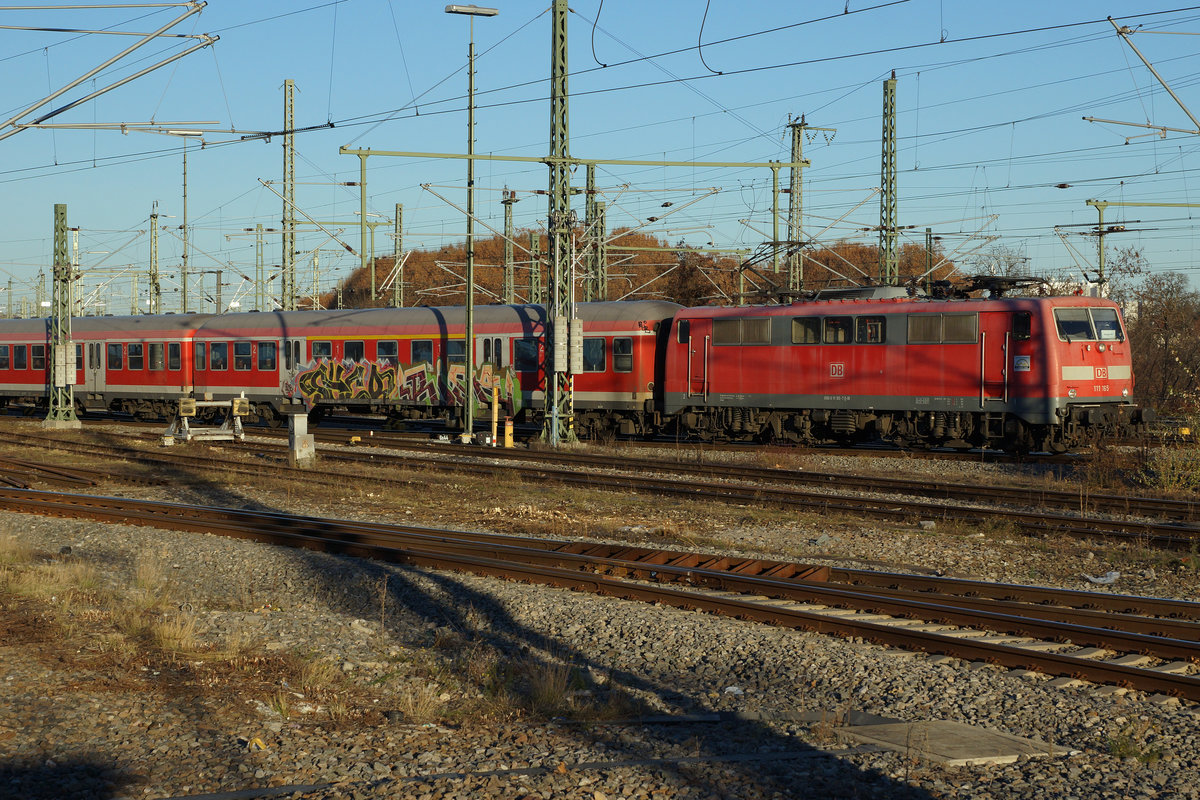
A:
[1122,388,1129,397]
[1068,388,1078,398]
[1098,343,1107,352]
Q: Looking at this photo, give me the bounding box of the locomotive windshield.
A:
[1053,307,1124,342]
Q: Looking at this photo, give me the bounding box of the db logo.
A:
[1095,367,1108,379]
[829,363,845,378]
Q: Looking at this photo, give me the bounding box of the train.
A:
[0,281,1152,452]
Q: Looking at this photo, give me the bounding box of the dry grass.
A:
[0,533,33,567]
[393,680,444,723]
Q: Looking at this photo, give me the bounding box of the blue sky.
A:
[2,1,1198,313]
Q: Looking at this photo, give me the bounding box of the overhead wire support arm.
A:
[1082,17,1200,139]
[0,1,210,143]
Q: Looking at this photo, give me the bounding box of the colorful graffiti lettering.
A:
[284,359,523,413]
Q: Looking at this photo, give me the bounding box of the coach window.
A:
[13,345,26,370]
[76,343,83,371]
[168,342,181,370]
[613,337,633,373]
[0,345,8,370]
[445,340,465,365]
[233,342,252,371]
[128,343,144,370]
[514,339,538,372]
[258,341,277,371]
[312,341,332,361]
[1090,308,1124,341]
[106,343,121,370]
[412,339,433,364]
[345,341,365,362]
[791,317,820,344]
[31,344,46,370]
[1053,308,1094,341]
[483,338,492,365]
[209,342,228,371]
[855,316,886,344]
[377,340,398,366]
[823,316,852,344]
[149,343,165,370]
[677,319,690,343]
[195,342,206,371]
[582,337,606,372]
[943,313,978,343]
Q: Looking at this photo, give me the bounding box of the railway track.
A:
[1,486,1196,701]
[284,429,1198,522]
[3,429,1199,550]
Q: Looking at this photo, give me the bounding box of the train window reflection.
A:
[1054,308,1094,341]
[613,337,633,373]
[582,337,606,372]
[823,317,852,344]
[1090,308,1124,341]
[514,339,538,372]
[855,316,885,344]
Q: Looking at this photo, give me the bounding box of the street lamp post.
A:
[446,4,498,444]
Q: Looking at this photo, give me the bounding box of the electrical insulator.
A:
[569,318,584,375]
[552,321,567,373]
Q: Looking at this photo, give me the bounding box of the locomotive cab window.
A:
[32,344,46,370]
[168,342,181,370]
[258,341,277,371]
[676,319,690,343]
[1012,311,1032,341]
[149,343,165,370]
[0,345,8,370]
[613,337,633,373]
[106,343,121,370]
[128,343,144,370]
[412,340,433,364]
[1090,308,1124,341]
[233,342,252,371]
[791,317,820,344]
[823,317,852,344]
[582,337,606,372]
[514,338,538,372]
[312,341,332,360]
[344,341,365,362]
[855,316,886,344]
[1053,308,1094,341]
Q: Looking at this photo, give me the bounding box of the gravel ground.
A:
[1,440,1199,800]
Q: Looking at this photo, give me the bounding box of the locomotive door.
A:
[683,318,710,399]
[980,312,1010,404]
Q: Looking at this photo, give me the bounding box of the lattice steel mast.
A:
[879,71,898,284]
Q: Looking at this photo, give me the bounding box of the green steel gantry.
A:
[879,71,898,285]
[46,204,79,429]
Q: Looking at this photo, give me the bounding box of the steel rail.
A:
[293,429,1198,522]
[2,487,1199,699]
[4,429,1199,551]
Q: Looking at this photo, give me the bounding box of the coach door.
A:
[680,318,710,399]
[979,312,1010,404]
[85,342,105,393]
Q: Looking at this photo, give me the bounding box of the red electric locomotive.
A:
[658,286,1149,452]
